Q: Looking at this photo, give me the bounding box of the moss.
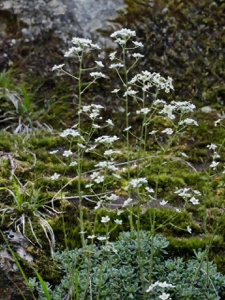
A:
[167,235,213,258]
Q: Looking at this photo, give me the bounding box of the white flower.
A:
[187,226,192,234]
[111,28,136,39]
[162,128,173,135]
[160,200,168,206]
[189,197,199,205]
[93,124,101,129]
[105,194,119,202]
[69,161,78,167]
[109,51,117,60]
[153,99,166,106]
[94,175,105,183]
[95,135,119,144]
[104,149,114,156]
[160,104,176,120]
[132,41,144,48]
[146,281,175,293]
[85,183,93,188]
[123,88,138,97]
[85,145,97,153]
[215,119,221,126]
[49,150,58,154]
[146,285,154,293]
[117,210,123,215]
[71,37,92,46]
[63,150,73,157]
[50,173,60,180]
[136,108,150,115]
[174,188,191,198]
[193,189,201,195]
[60,128,81,138]
[210,161,219,168]
[90,72,107,78]
[172,100,196,113]
[179,118,198,126]
[97,236,108,241]
[123,126,132,131]
[87,235,96,239]
[207,143,217,150]
[115,38,126,45]
[111,89,120,93]
[78,143,86,149]
[109,63,124,69]
[132,53,144,58]
[64,46,79,57]
[106,119,114,126]
[70,37,100,50]
[126,177,148,189]
[114,219,123,225]
[123,198,133,207]
[90,172,100,180]
[95,61,104,67]
[159,292,171,300]
[157,282,175,288]
[95,161,117,171]
[180,152,188,158]
[52,64,65,71]
[101,216,110,223]
[94,200,102,210]
[149,130,158,135]
[145,187,154,193]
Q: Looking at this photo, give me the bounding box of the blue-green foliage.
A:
[30,231,225,300]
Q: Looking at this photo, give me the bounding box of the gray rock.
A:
[0,0,124,42]
[0,0,125,71]
[0,231,34,300]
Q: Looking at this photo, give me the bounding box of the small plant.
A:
[3,27,225,299]
[30,231,225,300]
[0,176,57,256]
[0,70,50,133]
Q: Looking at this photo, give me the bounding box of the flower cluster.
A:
[174,188,201,205]
[64,38,100,58]
[129,71,174,93]
[125,177,148,190]
[207,143,220,170]
[146,281,175,299]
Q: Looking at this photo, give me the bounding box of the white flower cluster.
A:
[95,135,119,144]
[174,188,201,205]
[78,104,104,120]
[123,88,138,97]
[90,171,104,184]
[109,63,124,69]
[130,71,174,93]
[104,149,121,156]
[90,72,107,79]
[171,100,196,113]
[111,28,136,39]
[146,281,175,299]
[136,108,150,115]
[207,143,220,170]
[60,128,82,138]
[64,37,100,57]
[95,161,118,172]
[159,101,198,123]
[125,177,148,190]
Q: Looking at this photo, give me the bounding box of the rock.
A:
[0,0,124,41]
[0,0,124,72]
[0,231,35,300]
